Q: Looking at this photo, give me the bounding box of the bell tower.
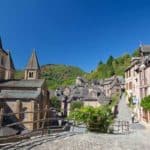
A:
[24,50,40,80]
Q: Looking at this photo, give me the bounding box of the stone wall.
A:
[83,101,101,107]
[6,100,36,130]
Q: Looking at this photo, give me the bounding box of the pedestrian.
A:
[114,104,118,117]
[131,112,135,123]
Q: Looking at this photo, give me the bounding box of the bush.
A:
[51,96,61,112]
[141,95,150,110]
[70,100,84,112]
[69,106,113,133]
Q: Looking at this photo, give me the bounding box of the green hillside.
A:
[41,64,85,89]
[15,70,24,79]
[15,64,86,89]
[86,49,140,80]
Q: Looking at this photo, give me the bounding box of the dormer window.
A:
[29,72,34,78]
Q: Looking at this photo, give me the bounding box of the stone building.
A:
[55,75,124,117]
[125,57,141,101]
[99,76,124,97]
[125,45,150,122]
[0,39,49,133]
[56,77,111,117]
[0,38,15,80]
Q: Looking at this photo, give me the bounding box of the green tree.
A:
[107,55,114,65]
[132,49,140,57]
[106,56,115,76]
[70,100,84,112]
[51,96,61,111]
[98,60,103,67]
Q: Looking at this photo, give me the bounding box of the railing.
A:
[0,106,49,130]
[112,121,130,134]
[0,116,71,146]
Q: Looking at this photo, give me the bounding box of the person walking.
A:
[131,112,135,123]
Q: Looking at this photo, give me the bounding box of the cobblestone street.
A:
[31,129,150,150]
[31,94,150,150]
[116,93,131,122]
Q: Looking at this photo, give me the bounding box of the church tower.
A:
[24,50,40,80]
[5,51,15,80]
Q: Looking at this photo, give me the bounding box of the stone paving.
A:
[31,94,150,150]
[31,130,150,150]
[3,94,149,150]
[116,93,131,122]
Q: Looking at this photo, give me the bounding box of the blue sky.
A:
[0,0,150,72]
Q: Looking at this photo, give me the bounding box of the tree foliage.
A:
[98,60,103,67]
[132,49,140,57]
[141,95,150,110]
[51,96,61,112]
[70,100,84,112]
[41,64,85,89]
[87,53,132,80]
[107,55,114,65]
[69,106,113,133]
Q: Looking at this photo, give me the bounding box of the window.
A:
[116,89,120,92]
[97,92,101,97]
[128,70,131,77]
[29,72,34,78]
[129,82,132,90]
[126,83,128,90]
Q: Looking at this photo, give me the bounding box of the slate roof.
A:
[65,85,110,104]
[0,90,41,99]
[103,80,112,85]
[110,79,120,89]
[0,37,9,55]
[0,79,45,88]
[144,55,150,66]
[117,76,125,84]
[140,45,150,53]
[0,48,8,56]
[5,51,15,70]
[26,50,40,70]
[72,87,89,98]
